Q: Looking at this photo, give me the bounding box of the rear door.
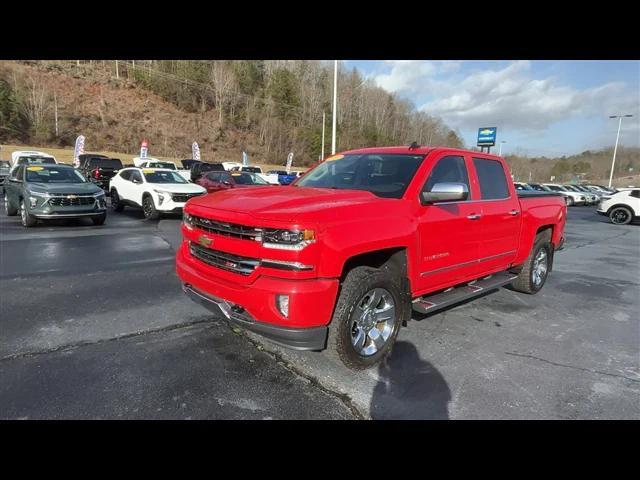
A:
[415,153,482,293]
[471,157,521,275]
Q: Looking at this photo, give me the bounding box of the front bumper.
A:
[182,283,328,350]
[176,244,339,350]
[28,196,107,218]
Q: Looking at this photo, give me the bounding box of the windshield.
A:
[25,166,86,183]
[142,170,187,184]
[232,172,269,185]
[296,153,424,199]
[242,167,261,173]
[146,162,176,170]
[514,183,533,190]
[563,185,579,192]
[546,185,566,192]
[18,156,56,165]
[90,158,123,169]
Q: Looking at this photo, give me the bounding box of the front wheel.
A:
[110,189,124,212]
[609,206,633,225]
[327,266,408,370]
[92,212,107,226]
[142,195,160,220]
[20,199,37,227]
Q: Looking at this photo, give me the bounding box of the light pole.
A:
[608,114,633,188]
[331,60,338,155]
[499,140,506,156]
[321,111,326,161]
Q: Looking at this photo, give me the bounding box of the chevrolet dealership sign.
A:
[477,127,497,147]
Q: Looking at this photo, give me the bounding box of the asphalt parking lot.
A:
[1,201,638,419]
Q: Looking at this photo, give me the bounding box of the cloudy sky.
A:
[345,60,639,157]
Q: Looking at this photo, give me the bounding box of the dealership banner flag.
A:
[73,135,85,167]
[242,151,249,166]
[192,142,201,161]
[140,139,149,160]
[286,152,294,172]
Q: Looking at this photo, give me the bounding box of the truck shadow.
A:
[370,341,450,420]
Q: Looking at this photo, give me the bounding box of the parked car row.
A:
[513,181,616,206]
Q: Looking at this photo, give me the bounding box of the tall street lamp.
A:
[608,114,633,188]
[331,60,338,155]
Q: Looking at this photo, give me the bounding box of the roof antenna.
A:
[409,141,420,150]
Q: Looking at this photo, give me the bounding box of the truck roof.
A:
[339,145,503,160]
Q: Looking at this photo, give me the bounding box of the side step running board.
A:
[412,271,517,314]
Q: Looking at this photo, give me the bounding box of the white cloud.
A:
[373,60,639,134]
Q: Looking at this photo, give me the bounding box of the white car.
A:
[109,167,206,220]
[563,184,598,205]
[542,183,586,206]
[597,188,640,225]
[138,160,191,182]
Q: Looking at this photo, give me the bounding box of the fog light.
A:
[276,294,289,318]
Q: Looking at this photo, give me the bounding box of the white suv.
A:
[597,189,640,225]
[109,167,206,219]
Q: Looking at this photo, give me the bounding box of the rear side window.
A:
[630,190,640,198]
[473,158,510,200]
[423,155,470,196]
[205,172,221,182]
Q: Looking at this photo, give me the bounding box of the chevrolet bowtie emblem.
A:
[198,235,213,248]
[67,194,78,199]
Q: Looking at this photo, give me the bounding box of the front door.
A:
[416,154,482,294]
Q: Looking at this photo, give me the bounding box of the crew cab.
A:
[109,167,206,220]
[597,188,640,225]
[177,146,566,370]
[10,151,57,173]
[79,156,124,191]
[196,170,272,193]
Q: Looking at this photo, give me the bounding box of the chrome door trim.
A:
[420,250,517,277]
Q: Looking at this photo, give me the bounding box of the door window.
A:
[472,158,510,200]
[422,155,470,197]
[130,171,143,183]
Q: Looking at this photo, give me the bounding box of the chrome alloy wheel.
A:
[20,200,26,225]
[532,248,548,286]
[350,288,396,356]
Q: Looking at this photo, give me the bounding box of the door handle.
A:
[509,209,520,215]
[467,213,481,220]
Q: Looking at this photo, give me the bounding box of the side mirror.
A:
[420,182,469,205]
[222,181,232,186]
[132,178,142,184]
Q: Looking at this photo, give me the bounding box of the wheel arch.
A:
[607,203,635,217]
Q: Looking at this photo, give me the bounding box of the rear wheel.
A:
[110,189,124,212]
[5,192,17,216]
[20,199,37,227]
[511,233,552,294]
[142,194,160,220]
[327,266,408,370]
[609,206,633,225]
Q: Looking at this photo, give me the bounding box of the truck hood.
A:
[27,182,102,195]
[189,186,385,222]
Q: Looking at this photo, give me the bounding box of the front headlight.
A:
[153,189,168,205]
[29,191,50,198]
[183,211,194,231]
[93,191,105,198]
[262,229,315,250]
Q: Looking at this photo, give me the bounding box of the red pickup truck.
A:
[177,146,566,369]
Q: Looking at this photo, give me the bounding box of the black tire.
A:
[20,199,37,227]
[110,189,124,212]
[327,266,409,370]
[92,212,107,225]
[4,192,17,216]
[142,194,160,220]
[511,232,552,294]
[608,206,633,225]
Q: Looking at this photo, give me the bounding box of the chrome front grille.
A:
[191,215,262,241]
[189,242,260,275]
[48,196,96,207]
